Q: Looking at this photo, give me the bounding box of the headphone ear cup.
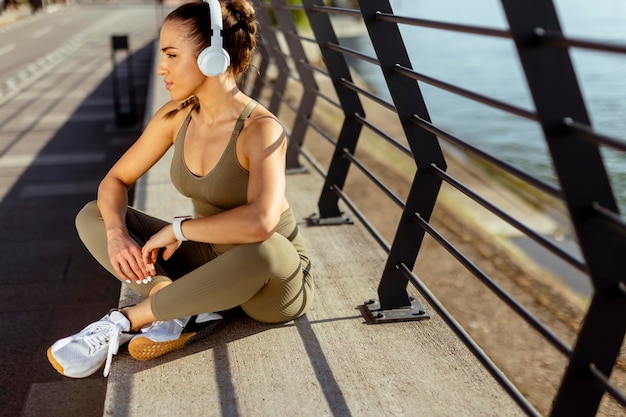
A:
[197,46,231,77]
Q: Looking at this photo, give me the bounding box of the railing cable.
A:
[375,12,511,39]
[309,4,361,18]
[342,148,406,210]
[339,78,396,112]
[397,263,542,417]
[413,212,572,357]
[430,164,586,272]
[564,118,626,153]
[354,114,412,157]
[325,42,380,65]
[411,114,562,199]
[393,64,537,121]
[591,202,626,235]
[533,28,626,54]
[331,184,391,253]
[588,363,626,407]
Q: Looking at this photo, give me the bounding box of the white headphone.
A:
[197,0,231,77]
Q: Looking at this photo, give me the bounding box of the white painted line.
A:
[0,43,16,58]
[18,111,113,125]
[21,181,98,198]
[0,153,105,168]
[32,27,51,39]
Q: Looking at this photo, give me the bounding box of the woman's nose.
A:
[157,59,168,76]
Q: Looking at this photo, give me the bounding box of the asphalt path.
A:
[0,8,95,75]
[0,4,164,416]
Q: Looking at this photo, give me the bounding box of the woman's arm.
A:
[98,101,180,282]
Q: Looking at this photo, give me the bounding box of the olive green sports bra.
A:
[170,100,258,217]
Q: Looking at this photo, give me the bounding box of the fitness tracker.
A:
[173,215,193,241]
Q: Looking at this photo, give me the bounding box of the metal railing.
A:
[244,1,626,416]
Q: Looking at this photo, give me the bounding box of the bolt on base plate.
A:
[360,298,430,324]
[307,212,353,226]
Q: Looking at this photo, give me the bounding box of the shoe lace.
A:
[80,319,125,377]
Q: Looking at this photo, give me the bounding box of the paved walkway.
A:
[101,40,528,417]
[0,5,157,416]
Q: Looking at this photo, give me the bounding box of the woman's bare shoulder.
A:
[247,102,283,132]
[238,104,286,159]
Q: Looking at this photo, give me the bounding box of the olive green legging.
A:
[75,201,313,323]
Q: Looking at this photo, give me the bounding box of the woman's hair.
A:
[163,0,257,117]
[166,0,257,76]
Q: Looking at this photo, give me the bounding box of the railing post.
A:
[248,41,270,99]
[500,1,626,415]
[270,0,318,173]
[356,0,445,320]
[255,4,290,116]
[302,0,364,223]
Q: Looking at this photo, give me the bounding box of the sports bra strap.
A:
[231,100,258,140]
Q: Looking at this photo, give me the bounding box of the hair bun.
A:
[222,0,257,76]
[226,0,255,23]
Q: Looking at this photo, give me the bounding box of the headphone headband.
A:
[206,0,223,49]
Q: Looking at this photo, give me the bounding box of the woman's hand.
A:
[107,230,155,283]
[141,224,181,267]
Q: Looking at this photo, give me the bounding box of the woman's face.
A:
[158,20,205,101]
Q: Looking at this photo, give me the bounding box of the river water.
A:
[340,0,625,297]
[348,0,626,213]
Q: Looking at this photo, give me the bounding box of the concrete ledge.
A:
[106,159,524,417]
[104,43,524,417]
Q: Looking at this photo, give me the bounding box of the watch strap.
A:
[173,216,192,241]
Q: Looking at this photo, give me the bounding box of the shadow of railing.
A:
[0,30,154,416]
[242,1,626,416]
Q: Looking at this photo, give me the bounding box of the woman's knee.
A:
[75,200,103,242]
[241,276,313,324]
[75,200,100,232]
[238,235,313,323]
[241,234,300,277]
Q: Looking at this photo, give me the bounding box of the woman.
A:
[47,0,313,379]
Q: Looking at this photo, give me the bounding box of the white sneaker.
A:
[47,309,134,378]
[128,312,223,361]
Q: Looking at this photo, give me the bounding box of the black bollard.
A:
[110,35,137,127]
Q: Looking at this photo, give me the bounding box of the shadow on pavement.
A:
[0,40,153,417]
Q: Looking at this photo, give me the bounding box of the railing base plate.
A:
[360,298,430,324]
[307,213,353,226]
[286,166,309,175]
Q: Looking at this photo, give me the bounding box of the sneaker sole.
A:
[47,347,67,376]
[128,320,221,361]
